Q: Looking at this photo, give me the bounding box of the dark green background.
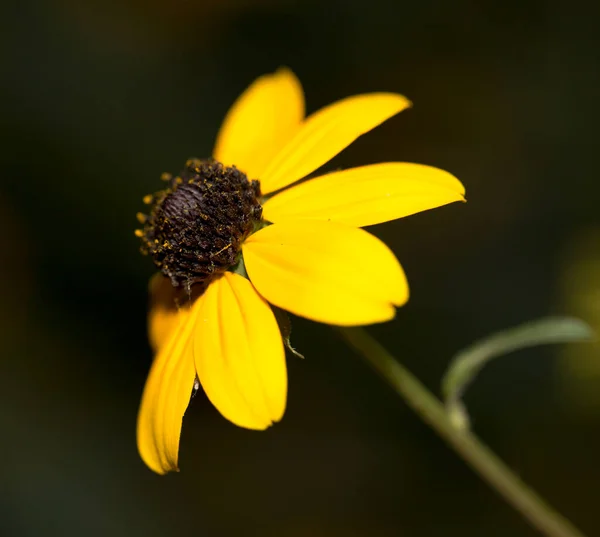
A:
[2,0,599,535]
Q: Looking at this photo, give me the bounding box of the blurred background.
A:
[2,0,599,535]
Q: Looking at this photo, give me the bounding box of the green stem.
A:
[338,326,586,537]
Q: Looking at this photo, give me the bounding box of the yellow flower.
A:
[136,68,465,474]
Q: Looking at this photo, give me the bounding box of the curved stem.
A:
[338,326,586,537]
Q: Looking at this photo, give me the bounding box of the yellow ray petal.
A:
[137,305,197,474]
[263,162,465,227]
[193,272,287,429]
[243,220,409,326]
[259,93,411,195]
[148,274,180,353]
[213,68,305,180]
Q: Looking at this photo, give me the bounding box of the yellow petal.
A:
[137,305,197,474]
[213,68,305,180]
[147,274,180,353]
[259,93,411,195]
[263,162,465,227]
[243,220,409,326]
[193,272,287,429]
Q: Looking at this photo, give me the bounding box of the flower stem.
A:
[337,326,586,537]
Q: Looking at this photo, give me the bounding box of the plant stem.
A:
[338,326,586,537]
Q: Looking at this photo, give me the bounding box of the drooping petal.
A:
[213,68,305,180]
[137,305,198,474]
[243,220,409,326]
[193,272,287,429]
[263,162,465,227]
[147,273,180,353]
[259,93,411,195]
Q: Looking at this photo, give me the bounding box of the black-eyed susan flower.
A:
[136,68,465,474]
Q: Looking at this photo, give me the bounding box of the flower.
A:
[136,68,465,474]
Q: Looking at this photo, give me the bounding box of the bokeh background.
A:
[2,0,599,535]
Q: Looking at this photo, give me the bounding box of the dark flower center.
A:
[138,159,262,289]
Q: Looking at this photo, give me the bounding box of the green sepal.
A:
[271,305,304,359]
